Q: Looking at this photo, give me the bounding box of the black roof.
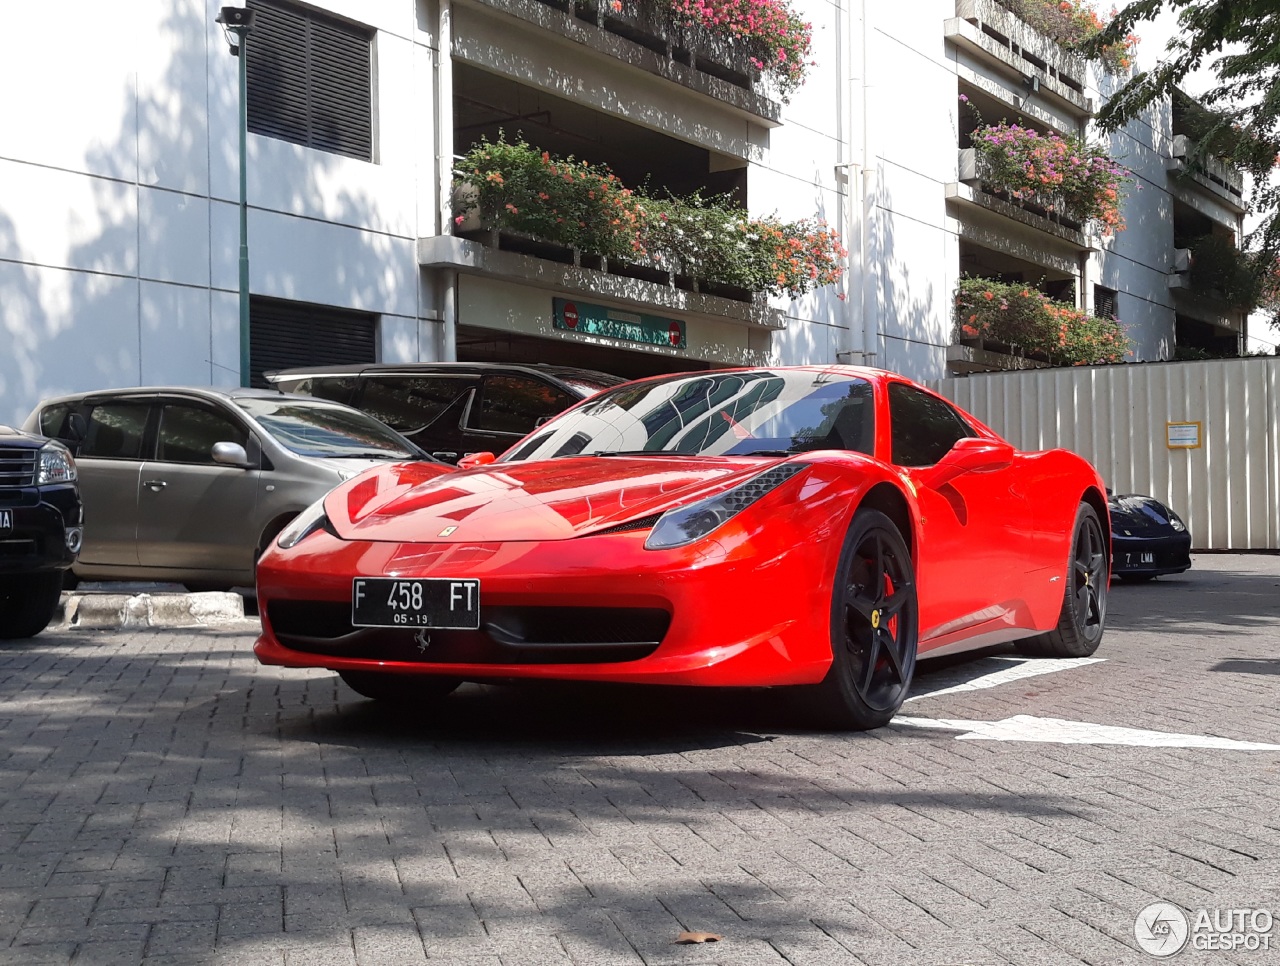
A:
[263,362,627,392]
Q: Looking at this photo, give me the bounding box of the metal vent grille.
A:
[0,448,37,487]
[247,0,373,161]
[720,462,807,514]
[249,297,377,389]
[589,513,664,536]
[1094,285,1119,320]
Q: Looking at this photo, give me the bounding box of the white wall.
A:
[0,0,440,426]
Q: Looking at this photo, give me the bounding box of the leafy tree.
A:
[1089,1,1280,258]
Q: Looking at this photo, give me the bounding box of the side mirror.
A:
[211,441,252,468]
[919,437,1013,489]
[457,451,496,470]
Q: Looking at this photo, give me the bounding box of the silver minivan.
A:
[24,387,436,589]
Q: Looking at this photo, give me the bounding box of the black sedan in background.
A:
[1108,490,1192,581]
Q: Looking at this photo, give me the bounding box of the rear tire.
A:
[338,671,461,703]
[805,509,918,730]
[0,572,65,640]
[1019,503,1107,658]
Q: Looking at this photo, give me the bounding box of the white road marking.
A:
[894,714,1280,750]
[906,656,1104,703]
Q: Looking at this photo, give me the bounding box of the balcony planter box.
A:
[948,339,1052,373]
[677,23,757,90]
[957,147,1088,234]
[696,279,755,304]
[577,0,675,57]
[455,226,579,266]
[574,0,757,91]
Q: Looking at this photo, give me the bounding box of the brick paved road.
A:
[2,555,1279,965]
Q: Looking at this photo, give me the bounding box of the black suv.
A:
[0,424,83,638]
[265,363,626,463]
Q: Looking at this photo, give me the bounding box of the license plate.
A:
[1126,552,1155,565]
[351,577,480,629]
[0,509,10,532]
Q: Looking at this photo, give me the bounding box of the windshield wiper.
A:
[733,449,793,457]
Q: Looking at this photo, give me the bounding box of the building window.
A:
[246,0,374,161]
[249,297,377,389]
[1094,285,1119,320]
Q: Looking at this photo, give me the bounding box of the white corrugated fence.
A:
[929,357,1278,550]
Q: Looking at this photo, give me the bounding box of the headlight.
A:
[645,463,807,551]
[37,442,77,484]
[277,497,333,549]
[1169,513,1186,532]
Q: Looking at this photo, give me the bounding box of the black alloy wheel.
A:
[808,508,919,730]
[1019,502,1108,657]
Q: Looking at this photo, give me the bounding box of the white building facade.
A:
[0,0,1248,426]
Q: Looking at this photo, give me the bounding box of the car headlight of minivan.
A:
[277,497,333,549]
[645,463,808,551]
[37,442,77,484]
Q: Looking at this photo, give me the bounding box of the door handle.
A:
[142,480,167,491]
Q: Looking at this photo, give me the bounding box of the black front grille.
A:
[268,600,670,665]
[0,538,39,559]
[0,448,36,487]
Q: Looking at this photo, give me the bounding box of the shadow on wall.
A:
[876,177,940,382]
[0,3,401,425]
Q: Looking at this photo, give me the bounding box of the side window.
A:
[81,403,151,460]
[38,403,73,439]
[360,377,474,433]
[888,383,974,467]
[471,376,573,436]
[156,405,249,465]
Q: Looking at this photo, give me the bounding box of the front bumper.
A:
[1111,531,1191,577]
[0,483,81,574]
[254,521,840,688]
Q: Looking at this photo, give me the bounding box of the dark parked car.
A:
[0,424,83,638]
[1108,490,1191,581]
[24,387,433,590]
[265,363,626,463]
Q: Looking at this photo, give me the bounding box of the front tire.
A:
[1019,503,1107,657]
[0,572,65,640]
[806,509,919,730]
[338,671,461,703]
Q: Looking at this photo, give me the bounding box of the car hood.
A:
[326,456,790,543]
[0,424,47,449]
[1109,494,1182,536]
[307,455,409,482]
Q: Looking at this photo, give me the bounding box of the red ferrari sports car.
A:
[255,366,1109,730]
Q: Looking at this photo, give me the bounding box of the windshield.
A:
[235,398,425,460]
[501,371,875,461]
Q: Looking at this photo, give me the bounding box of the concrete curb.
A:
[58,591,249,629]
